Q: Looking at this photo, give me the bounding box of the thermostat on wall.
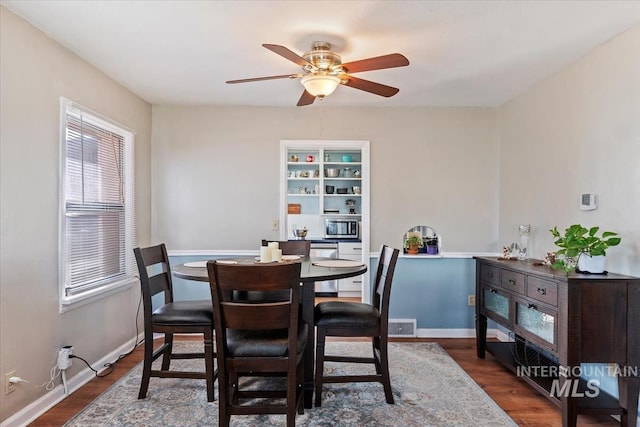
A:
[580,193,597,210]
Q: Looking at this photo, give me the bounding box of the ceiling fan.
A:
[226,41,410,106]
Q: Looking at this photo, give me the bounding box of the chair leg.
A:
[218,366,230,427]
[297,358,305,415]
[379,336,394,404]
[161,333,173,371]
[138,335,154,399]
[287,361,297,426]
[314,327,326,407]
[372,336,382,374]
[204,331,215,402]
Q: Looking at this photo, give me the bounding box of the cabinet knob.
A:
[508,279,516,285]
[489,288,497,294]
[527,303,537,310]
[537,287,547,296]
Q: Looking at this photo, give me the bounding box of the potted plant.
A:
[549,224,621,273]
[405,235,423,255]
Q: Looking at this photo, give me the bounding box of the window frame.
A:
[58,98,136,313]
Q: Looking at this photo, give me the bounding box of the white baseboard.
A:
[414,328,502,339]
[495,329,511,342]
[1,333,144,427]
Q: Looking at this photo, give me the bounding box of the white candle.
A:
[267,241,279,249]
[260,246,271,263]
[272,248,282,263]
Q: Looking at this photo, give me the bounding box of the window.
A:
[59,98,136,311]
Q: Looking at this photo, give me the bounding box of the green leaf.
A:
[605,237,621,246]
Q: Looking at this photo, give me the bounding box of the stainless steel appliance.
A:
[324,216,359,239]
[310,242,338,295]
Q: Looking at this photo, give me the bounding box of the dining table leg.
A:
[301,280,315,409]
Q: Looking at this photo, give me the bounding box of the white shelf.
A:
[281,140,370,302]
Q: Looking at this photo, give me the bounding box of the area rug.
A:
[64,341,516,426]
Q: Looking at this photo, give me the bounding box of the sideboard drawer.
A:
[527,276,558,307]
[480,263,500,286]
[514,297,557,351]
[501,269,525,295]
[480,284,511,325]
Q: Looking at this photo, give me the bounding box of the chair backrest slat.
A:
[372,245,399,316]
[148,273,171,297]
[261,240,311,257]
[220,301,291,330]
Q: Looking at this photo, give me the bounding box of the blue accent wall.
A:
[169,254,479,330]
[370,256,477,329]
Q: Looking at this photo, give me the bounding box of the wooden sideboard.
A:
[475,257,639,427]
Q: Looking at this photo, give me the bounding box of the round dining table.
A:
[173,256,367,408]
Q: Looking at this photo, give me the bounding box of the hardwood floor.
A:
[29,336,622,426]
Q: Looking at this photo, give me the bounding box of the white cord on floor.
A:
[61,370,68,395]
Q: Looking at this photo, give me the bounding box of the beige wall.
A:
[151,106,500,252]
[0,7,151,422]
[3,2,637,422]
[498,24,640,275]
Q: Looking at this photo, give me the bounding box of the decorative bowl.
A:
[325,168,340,177]
[292,228,308,239]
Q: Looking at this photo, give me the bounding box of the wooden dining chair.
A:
[261,239,311,257]
[313,244,400,406]
[207,261,307,427]
[133,244,216,402]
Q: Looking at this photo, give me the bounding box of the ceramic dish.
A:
[184,261,207,268]
[253,255,301,263]
[312,260,364,268]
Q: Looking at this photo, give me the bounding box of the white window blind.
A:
[60,98,136,307]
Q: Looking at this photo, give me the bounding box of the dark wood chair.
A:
[207,261,307,427]
[261,239,311,257]
[313,244,400,406]
[133,244,216,402]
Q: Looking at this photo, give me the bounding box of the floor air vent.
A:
[388,319,417,337]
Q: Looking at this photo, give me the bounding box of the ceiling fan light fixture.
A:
[301,74,341,98]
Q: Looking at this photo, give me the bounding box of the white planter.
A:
[577,254,606,273]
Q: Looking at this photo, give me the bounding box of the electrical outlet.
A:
[272,219,279,231]
[468,295,476,306]
[5,370,16,394]
[58,345,73,370]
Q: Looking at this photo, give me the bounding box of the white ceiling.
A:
[3,1,639,108]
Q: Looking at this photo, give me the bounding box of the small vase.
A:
[518,224,531,260]
[577,254,606,273]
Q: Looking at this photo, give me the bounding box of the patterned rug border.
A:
[65,341,516,426]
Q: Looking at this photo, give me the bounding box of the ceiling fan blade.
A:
[226,74,298,84]
[263,44,314,68]
[343,75,400,97]
[341,53,409,74]
[297,90,316,107]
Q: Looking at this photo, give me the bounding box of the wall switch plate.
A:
[468,295,476,306]
[5,370,16,394]
[272,219,279,231]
